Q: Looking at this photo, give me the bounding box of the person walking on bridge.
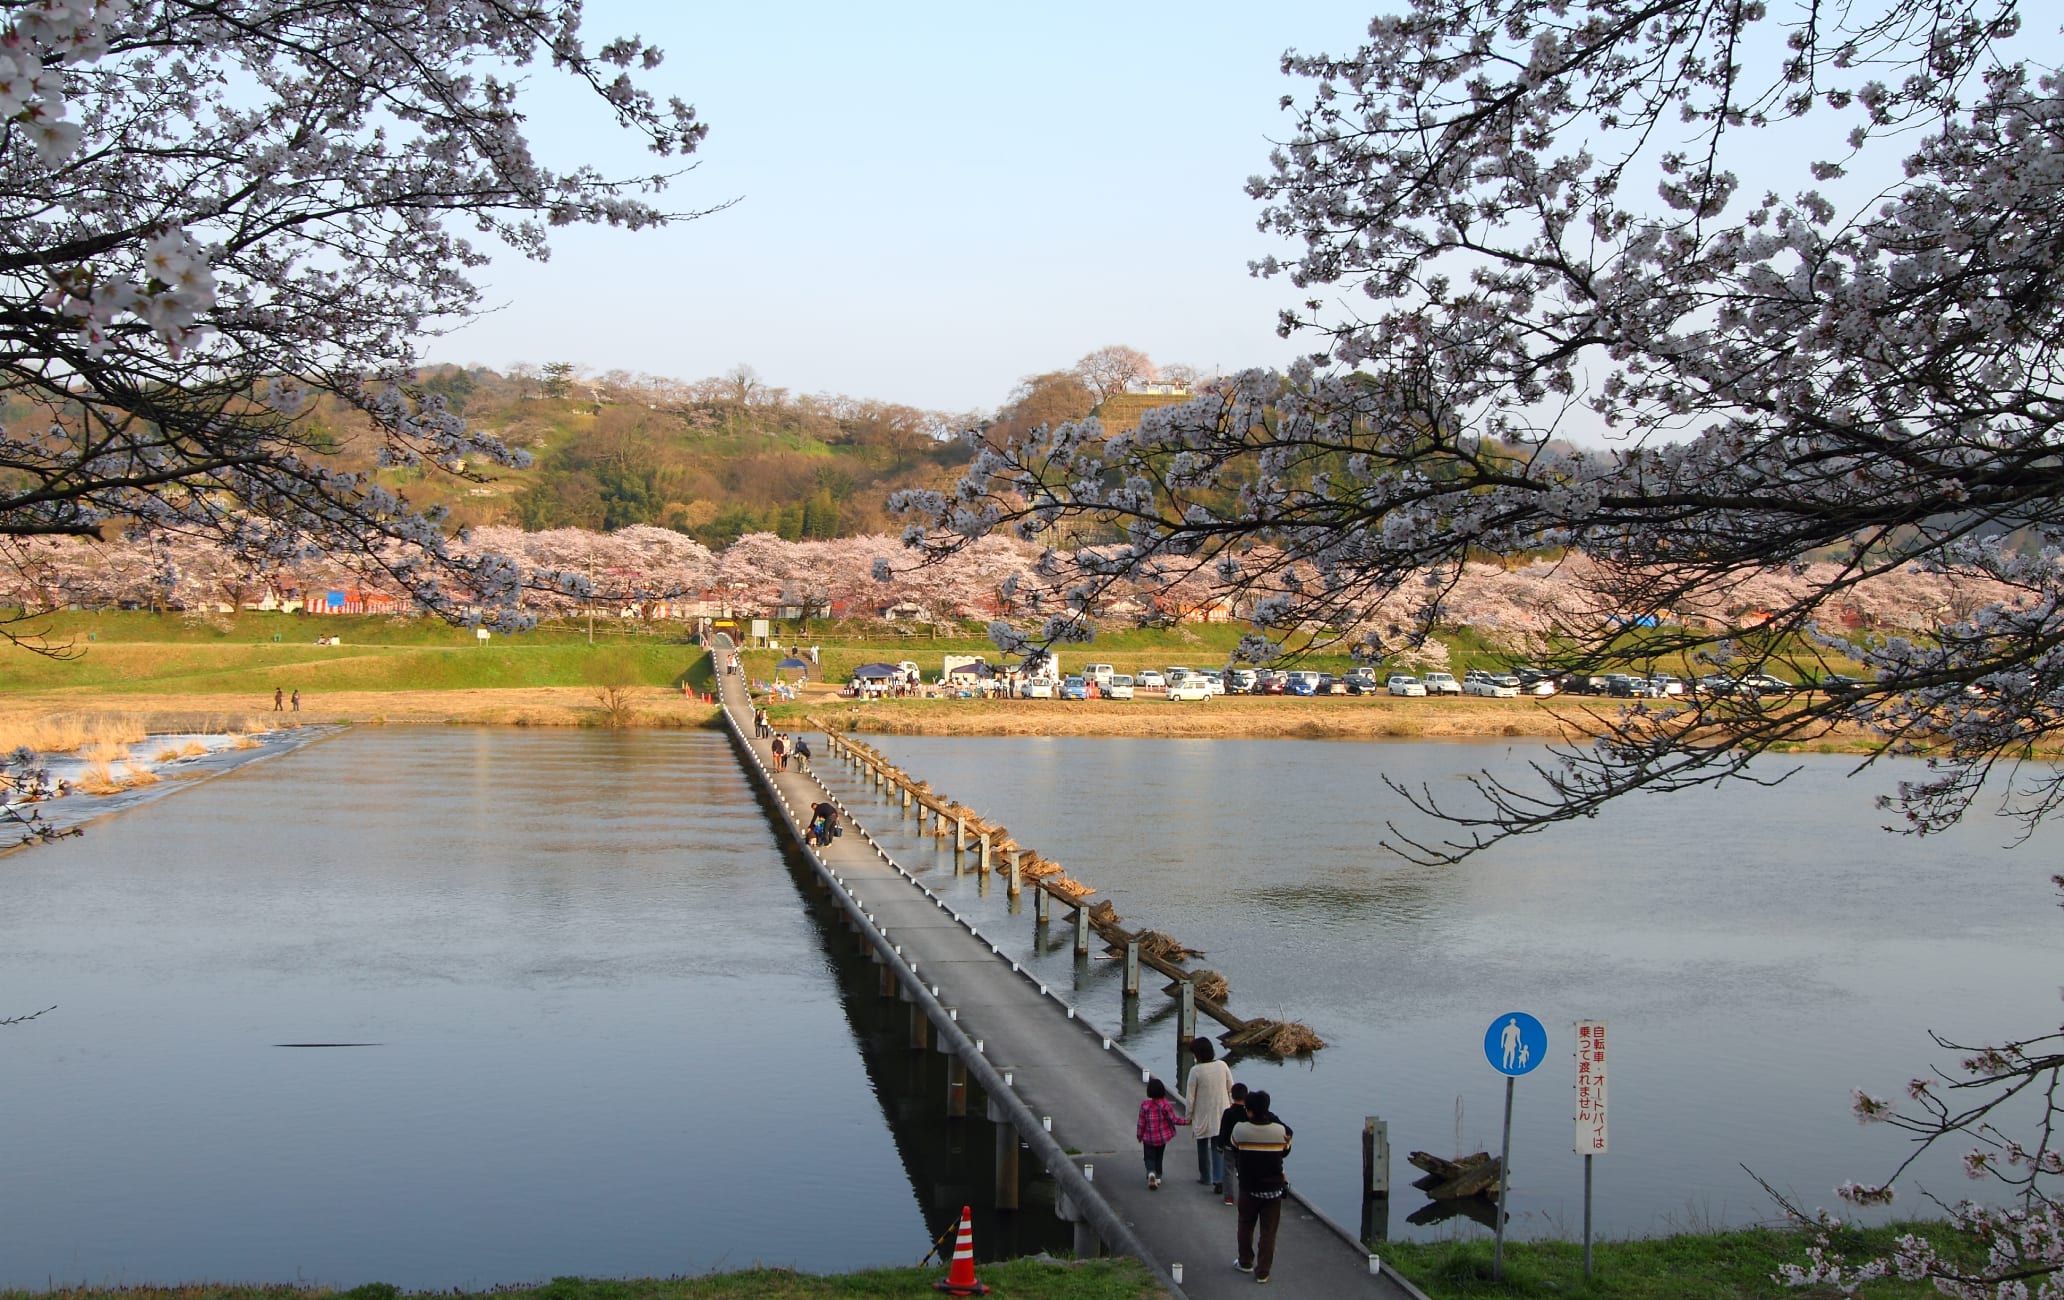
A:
[1231,1088,1294,1284]
[1136,1077,1180,1190]
[1185,1036,1234,1194]
[790,736,811,773]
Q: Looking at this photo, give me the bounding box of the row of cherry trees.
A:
[0,529,2012,642]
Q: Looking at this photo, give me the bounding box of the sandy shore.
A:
[0,684,1884,751]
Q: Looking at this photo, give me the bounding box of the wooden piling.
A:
[1362,1116,1392,1244]
[994,1124,1020,1210]
[1008,852,1022,898]
[909,1003,930,1051]
[1178,980,1197,1043]
[1074,903,1090,956]
[1124,938,1141,998]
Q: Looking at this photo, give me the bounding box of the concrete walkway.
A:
[716,646,1423,1299]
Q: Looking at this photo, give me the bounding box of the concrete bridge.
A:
[715,642,1425,1299]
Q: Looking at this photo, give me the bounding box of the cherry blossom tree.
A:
[0,0,711,647]
[892,4,2064,1288]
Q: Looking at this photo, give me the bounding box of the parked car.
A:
[1345,675,1382,695]
[1163,666,1197,687]
[1228,668,1259,694]
[1256,670,1287,695]
[1197,669,1226,696]
[1344,667,1380,691]
[1465,674,1520,697]
[1166,677,1212,701]
[1106,674,1136,699]
[1649,673,1685,696]
[1285,671,1321,696]
[1135,669,1167,690]
[1817,673,1866,697]
[1316,672,1340,695]
[1022,678,1056,699]
[1082,663,1116,687]
[1422,671,1462,695]
[1514,667,1559,696]
[1387,674,1427,697]
[1605,673,1658,698]
[1060,675,1088,701]
[1737,673,1796,697]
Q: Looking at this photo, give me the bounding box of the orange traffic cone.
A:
[932,1205,990,1296]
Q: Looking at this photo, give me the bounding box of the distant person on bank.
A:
[1231,1089,1293,1284]
[1185,1036,1234,1192]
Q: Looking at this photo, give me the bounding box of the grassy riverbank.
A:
[1384,1219,1975,1298]
[0,1260,1159,1300]
[0,610,1887,748]
[0,1220,1980,1300]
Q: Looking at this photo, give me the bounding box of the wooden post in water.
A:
[946,1054,968,1118]
[1008,852,1022,898]
[954,813,966,855]
[1035,883,1050,925]
[1178,979,1198,1045]
[1074,903,1090,956]
[1362,1117,1392,1244]
[978,834,992,876]
[1124,938,1141,998]
[909,1002,930,1051]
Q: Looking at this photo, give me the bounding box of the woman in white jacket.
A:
[1184,1036,1235,1192]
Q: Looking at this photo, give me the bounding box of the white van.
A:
[1082,663,1116,686]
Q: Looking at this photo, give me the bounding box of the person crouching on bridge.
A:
[1136,1077,1180,1190]
[1231,1089,1293,1284]
[806,802,838,847]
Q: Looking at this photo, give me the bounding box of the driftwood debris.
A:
[1407,1150,1504,1200]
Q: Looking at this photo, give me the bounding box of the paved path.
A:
[716,647,1422,1299]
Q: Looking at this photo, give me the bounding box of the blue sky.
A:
[439,2,1381,415]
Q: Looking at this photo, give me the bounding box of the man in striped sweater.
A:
[1230,1089,1293,1284]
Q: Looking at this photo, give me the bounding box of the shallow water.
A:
[823,734,2063,1243]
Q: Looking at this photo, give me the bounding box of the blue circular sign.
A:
[1484,1012,1547,1076]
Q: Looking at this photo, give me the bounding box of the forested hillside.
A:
[265,363,975,548]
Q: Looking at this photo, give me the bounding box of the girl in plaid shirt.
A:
[1136,1077,1182,1189]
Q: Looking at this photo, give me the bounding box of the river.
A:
[3,727,2054,1286]
[819,733,2062,1243]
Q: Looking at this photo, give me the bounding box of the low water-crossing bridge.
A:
[716,644,1423,1299]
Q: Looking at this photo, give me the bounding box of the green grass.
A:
[0,611,707,696]
[1381,1220,1977,1298]
[0,1258,1158,1300]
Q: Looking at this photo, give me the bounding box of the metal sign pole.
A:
[1583,1153,1594,1278]
[1494,1074,1514,1281]
[1482,1010,1545,1286]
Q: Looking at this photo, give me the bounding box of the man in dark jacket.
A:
[1230,1089,1293,1283]
[1215,1082,1249,1206]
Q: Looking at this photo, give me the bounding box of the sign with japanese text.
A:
[1575,1019,1608,1153]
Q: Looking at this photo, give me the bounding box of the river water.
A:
[0,729,1065,1290]
[818,734,2062,1244]
[4,728,2056,1287]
